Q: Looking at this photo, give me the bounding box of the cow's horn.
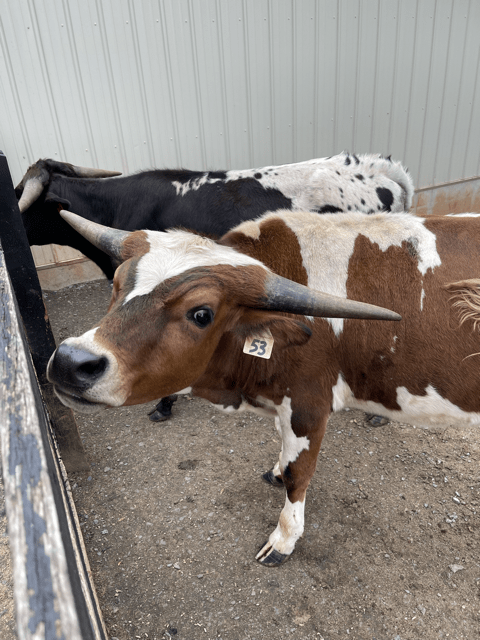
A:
[18,178,45,213]
[71,164,122,178]
[260,274,401,321]
[60,210,131,260]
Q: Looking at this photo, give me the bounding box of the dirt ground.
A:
[43,279,480,640]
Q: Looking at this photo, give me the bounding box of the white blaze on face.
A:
[124,229,267,303]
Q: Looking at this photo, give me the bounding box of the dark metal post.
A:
[0,151,88,471]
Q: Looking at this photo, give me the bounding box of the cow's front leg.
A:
[256,398,328,566]
[148,394,179,422]
[262,417,285,486]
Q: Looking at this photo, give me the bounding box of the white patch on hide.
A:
[172,175,223,196]
[272,459,282,477]
[273,397,310,468]
[331,373,480,428]
[125,229,267,303]
[446,212,480,218]
[420,288,426,311]
[211,396,309,470]
[232,218,262,240]
[390,335,398,353]
[175,387,192,395]
[331,373,351,412]
[170,153,413,216]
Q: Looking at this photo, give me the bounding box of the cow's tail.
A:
[445,279,480,331]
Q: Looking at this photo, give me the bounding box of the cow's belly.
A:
[213,400,277,418]
[212,395,278,418]
[332,374,480,428]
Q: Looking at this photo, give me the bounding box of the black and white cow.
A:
[17,152,413,281]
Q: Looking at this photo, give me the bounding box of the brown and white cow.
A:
[48,209,480,565]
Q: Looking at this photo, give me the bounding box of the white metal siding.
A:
[1,0,479,191]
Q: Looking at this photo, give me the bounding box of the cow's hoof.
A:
[262,469,284,487]
[148,395,179,422]
[256,542,290,566]
[365,414,389,427]
[148,410,170,422]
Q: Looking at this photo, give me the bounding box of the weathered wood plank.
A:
[0,247,107,639]
[0,151,88,471]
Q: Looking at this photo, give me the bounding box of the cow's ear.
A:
[233,310,312,349]
[44,192,71,211]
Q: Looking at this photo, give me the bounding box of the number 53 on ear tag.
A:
[243,329,274,359]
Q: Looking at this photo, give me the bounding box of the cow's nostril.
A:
[48,344,109,391]
[76,356,108,381]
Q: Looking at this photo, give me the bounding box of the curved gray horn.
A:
[260,273,401,321]
[71,164,122,178]
[60,210,132,260]
[18,178,45,212]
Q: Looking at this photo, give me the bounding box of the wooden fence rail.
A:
[0,152,107,639]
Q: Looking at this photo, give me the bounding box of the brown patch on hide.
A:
[221,217,309,284]
[342,216,480,414]
[121,230,150,261]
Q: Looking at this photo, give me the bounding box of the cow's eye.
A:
[189,307,214,328]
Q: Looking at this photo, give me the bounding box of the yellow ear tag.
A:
[243,329,274,359]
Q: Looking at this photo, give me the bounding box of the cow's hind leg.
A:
[148,395,178,422]
[256,399,328,566]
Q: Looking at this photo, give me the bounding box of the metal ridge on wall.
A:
[1,0,479,189]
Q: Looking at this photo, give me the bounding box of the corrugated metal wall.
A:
[2,0,479,188]
[1,0,480,280]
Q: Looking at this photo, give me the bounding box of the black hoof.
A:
[262,470,284,487]
[148,395,179,422]
[148,410,170,422]
[365,414,389,427]
[256,543,290,566]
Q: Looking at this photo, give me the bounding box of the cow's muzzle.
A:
[48,344,109,410]
[49,343,108,389]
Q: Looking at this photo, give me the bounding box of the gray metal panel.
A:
[1,0,479,188]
